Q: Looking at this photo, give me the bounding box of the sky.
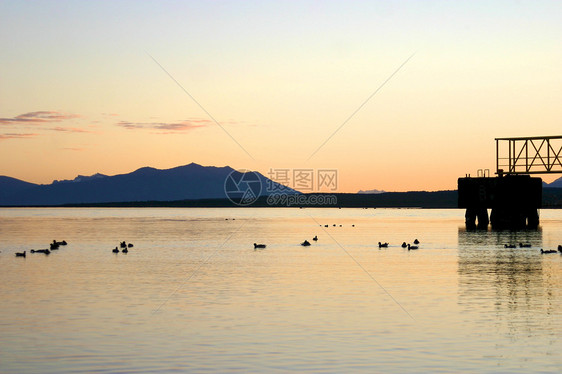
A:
[1,0,561,192]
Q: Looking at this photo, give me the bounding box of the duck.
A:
[32,249,50,255]
[120,241,127,248]
[127,243,134,248]
[324,225,328,228]
[50,242,59,250]
[540,249,557,254]
[504,244,516,248]
[122,248,128,253]
[112,247,119,253]
[15,251,26,257]
[378,242,389,248]
[312,236,318,241]
[408,244,419,250]
[558,244,561,252]
[413,239,420,245]
[254,243,266,249]
[301,240,311,246]
[519,243,532,248]
[401,242,407,248]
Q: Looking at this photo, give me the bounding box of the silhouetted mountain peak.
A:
[0,163,297,206]
[52,173,108,184]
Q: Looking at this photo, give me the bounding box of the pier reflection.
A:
[456,228,558,338]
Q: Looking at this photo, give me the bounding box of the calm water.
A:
[0,208,561,373]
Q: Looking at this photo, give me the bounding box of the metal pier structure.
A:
[458,136,562,230]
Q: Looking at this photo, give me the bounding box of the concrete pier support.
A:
[458,175,542,230]
[465,207,489,230]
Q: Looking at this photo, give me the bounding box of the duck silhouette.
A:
[413,239,420,245]
[408,244,419,251]
[32,249,50,255]
[313,236,318,241]
[112,247,119,253]
[15,251,26,257]
[401,242,407,248]
[519,243,531,248]
[301,240,311,246]
[254,243,266,249]
[378,242,389,248]
[541,249,557,254]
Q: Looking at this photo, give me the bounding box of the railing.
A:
[496,136,562,175]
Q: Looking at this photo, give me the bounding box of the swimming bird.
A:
[401,242,407,248]
[120,241,127,248]
[413,239,420,245]
[378,242,389,248]
[540,249,557,254]
[254,243,266,249]
[324,225,328,228]
[519,243,532,248]
[112,247,119,253]
[408,244,419,250]
[50,242,59,250]
[558,244,561,252]
[122,248,128,253]
[127,243,134,248]
[32,249,50,255]
[301,240,311,246]
[313,236,318,241]
[504,244,516,248]
[15,251,26,257]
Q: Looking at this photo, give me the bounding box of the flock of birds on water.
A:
[254,237,422,251]
[9,224,562,257]
[252,224,562,254]
[12,240,134,257]
[253,237,562,254]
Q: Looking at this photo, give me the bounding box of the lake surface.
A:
[0,208,561,373]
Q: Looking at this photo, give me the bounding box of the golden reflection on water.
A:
[0,208,561,373]
[457,228,561,365]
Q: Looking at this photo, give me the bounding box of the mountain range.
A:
[0,163,297,206]
[1,163,561,206]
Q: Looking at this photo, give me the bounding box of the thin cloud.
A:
[0,111,80,125]
[0,133,38,140]
[116,119,211,132]
[49,126,92,133]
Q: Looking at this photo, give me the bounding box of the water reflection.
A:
[457,228,559,338]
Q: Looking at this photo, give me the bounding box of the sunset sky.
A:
[1,1,561,192]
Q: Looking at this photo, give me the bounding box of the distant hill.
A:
[357,189,386,194]
[544,176,562,188]
[0,163,297,206]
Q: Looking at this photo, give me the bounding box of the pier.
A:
[458,136,562,230]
